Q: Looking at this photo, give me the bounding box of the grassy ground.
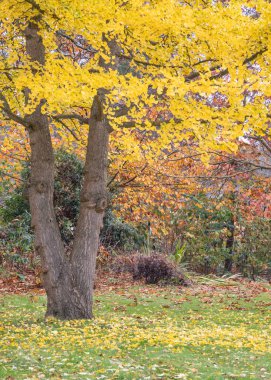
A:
[0,277,270,380]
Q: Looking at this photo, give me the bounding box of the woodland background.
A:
[1,133,270,282]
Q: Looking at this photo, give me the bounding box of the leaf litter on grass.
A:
[0,277,271,379]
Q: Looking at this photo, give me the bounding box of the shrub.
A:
[113,253,190,285]
[235,217,271,279]
[101,208,145,252]
[0,169,33,267]
[0,150,84,255]
[149,191,271,278]
[53,150,84,243]
[0,150,145,263]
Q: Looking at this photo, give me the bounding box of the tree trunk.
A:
[25,21,109,319]
[70,93,109,318]
[27,104,75,318]
[24,21,73,318]
[224,213,235,273]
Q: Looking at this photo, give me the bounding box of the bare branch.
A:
[185,47,268,82]
[0,169,24,182]
[247,136,271,154]
[243,47,268,65]
[53,118,80,141]
[118,164,148,188]
[107,170,119,187]
[153,167,258,180]
[56,31,98,54]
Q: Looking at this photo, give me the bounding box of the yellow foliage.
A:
[0,0,270,164]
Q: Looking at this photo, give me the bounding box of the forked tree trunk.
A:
[25,21,109,319]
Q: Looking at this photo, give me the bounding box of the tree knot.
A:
[83,197,107,213]
[35,182,48,193]
[95,197,107,213]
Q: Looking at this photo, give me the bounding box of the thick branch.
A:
[0,93,29,128]
[52,113,89,124]
[117,46,267,82]
[185,47,268,82]
[24,0,44,14]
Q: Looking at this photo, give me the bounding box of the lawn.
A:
[0,278,270,379]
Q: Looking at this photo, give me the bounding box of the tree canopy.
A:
[1,0,270,162]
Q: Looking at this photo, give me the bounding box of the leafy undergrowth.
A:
[0,277,270,380]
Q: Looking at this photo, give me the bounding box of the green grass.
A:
[0,282,270,379]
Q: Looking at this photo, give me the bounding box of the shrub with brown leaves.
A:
[113,254,190,286]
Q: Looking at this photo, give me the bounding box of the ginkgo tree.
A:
[0,0,270,319]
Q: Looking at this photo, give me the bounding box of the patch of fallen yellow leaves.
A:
[1,313,270,355]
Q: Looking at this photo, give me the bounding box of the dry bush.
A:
[113,253,190,286]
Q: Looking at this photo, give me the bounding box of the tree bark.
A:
[25,21,109,319]
[224,212,235,273]
[70,92,109,318]
[27,103,75,318]
[25,21,75,318]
